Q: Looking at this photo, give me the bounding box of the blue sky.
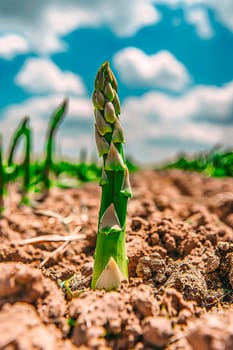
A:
[0,0,233,163]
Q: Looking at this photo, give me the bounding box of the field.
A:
[1,65,233,350]
[1,168,233,350]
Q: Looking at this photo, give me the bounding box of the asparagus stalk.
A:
[41,99,68,195]
[21,119,31,204]
[6,116,31,204]
[8,116,29,167]
[91,61,132,290]
[0,134,4,214]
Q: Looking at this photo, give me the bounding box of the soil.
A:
[0,169,233,350]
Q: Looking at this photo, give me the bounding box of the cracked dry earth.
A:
[1,169,233,350]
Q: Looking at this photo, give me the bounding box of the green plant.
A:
[7,116,29,168]
[0,134,4,214]
[161,146,233,177]
[5,116,31,204]
[91,61,132,290]
[6,116,29,185]
[41,99,68,195]
[21,119,31,204]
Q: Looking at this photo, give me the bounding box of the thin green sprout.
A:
[0,134,4,214]
[5,116,31,204]
[41,99,68,194]
[8,116,29,167]
[21,119,31,204]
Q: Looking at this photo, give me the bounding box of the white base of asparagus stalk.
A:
[95,257,126,290]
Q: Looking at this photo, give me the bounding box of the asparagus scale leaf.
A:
[91,62,132,290]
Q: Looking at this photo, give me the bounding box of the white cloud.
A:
[2,95,92,125]
[0,1,160,54]
[15,58,86,95]
[0,34,30,60]
[0,0,232,57]
[122,81,233,123]
[153,0,233,34]
[192,83,233,122]
[209,0,233,32]
[113,48,191,92]
[185,8,214,39]
[121,81,233,162]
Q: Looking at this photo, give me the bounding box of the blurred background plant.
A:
[161,146,233,177]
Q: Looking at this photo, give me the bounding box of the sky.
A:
[0,0,233,164]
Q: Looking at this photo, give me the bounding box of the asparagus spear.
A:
[0,134,4,214]
[41,99,68,195]
[91,61,132,290]
[6,116,31,204]
[8,116,29,167]
[21,119,31,204]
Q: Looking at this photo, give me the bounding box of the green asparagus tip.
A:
[22,116,29,127]
[63,98,69,108]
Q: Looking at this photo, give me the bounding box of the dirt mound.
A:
[0,170,233,349]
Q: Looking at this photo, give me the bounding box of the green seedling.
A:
[0,134,4,214]
[7,116,29,168]
[7,116,29,183]
[21,120,31,204]
[5,116,31,204]
[91,62,132,290]
[41,99,68,196]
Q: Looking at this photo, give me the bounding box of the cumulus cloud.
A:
[191,83,233,123]
[0,0,160,54]
[208,0,233,32]
[121,80,233,162]
[122,81,233,123]
[153,0,233,35]
[185,8,214,39]
[113,48,191,92]
[0,33,30,60]
[0,0,232,56]
[2,95,92,127]
[15,58,86,95]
